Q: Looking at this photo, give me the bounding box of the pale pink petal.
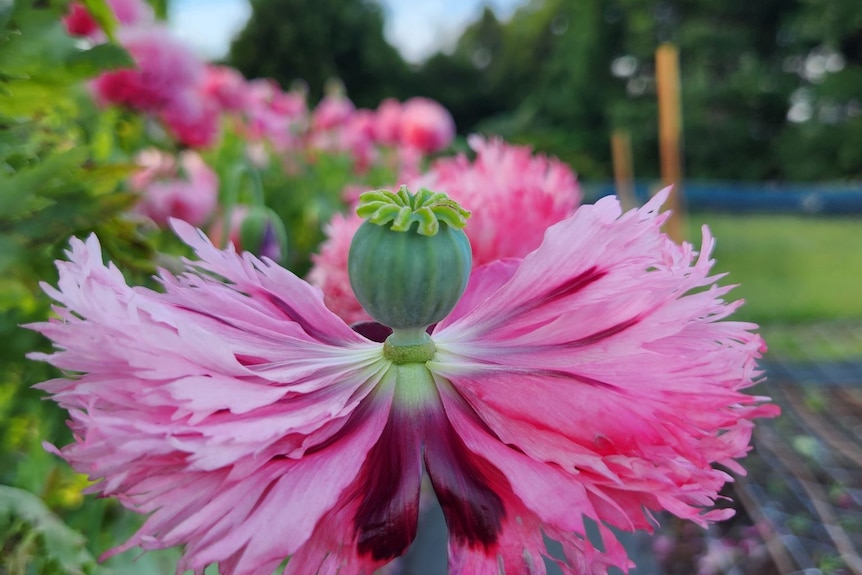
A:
[27,226,395,573]
[428,190,777,569]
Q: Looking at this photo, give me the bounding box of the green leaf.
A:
[0,0,12,33]
[0,148,87,218]
[0,485,96,575]
[80,0,119,42]
[65,43,134,77]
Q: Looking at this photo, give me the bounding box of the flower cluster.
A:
[64,3,454,166]
[30,189,778,574]
[70,2,217,148]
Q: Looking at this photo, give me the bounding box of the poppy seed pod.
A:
[348,186,472,331]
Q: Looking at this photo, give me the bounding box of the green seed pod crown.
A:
[348,186,472,330]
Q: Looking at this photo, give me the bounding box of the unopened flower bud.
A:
[238,206,288,263]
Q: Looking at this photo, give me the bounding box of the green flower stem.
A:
[220,164,265,248]
[391,362,438,409]
[384,328,437,364]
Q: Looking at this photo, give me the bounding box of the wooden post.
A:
[655,43,686,242]
[610,129,637,211]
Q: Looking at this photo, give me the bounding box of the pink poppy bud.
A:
[209,205,288,264]
[237,206,288,263]
[399,97,455,153]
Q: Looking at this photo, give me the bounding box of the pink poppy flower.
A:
[63,0,153,38]
[63,2,101,37]
[132,150,218,227]
[311,93,355,132]
[202,65,249,113]
[91,26,204,113]
[399,97,455,153]
[309,109,379,172]
[373,98,402,146]
[307,212,366,323]
[30,188,777,574]
[310,135,580,322]
[160,89,222,148]
[244,80,308,153]
[413,135,581,265]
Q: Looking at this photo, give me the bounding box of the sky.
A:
[168,0,527,63]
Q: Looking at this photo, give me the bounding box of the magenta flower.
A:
[63,0,153,38]
[30,188,777,574]
[311,93,356,132]
[91,26,204,113]
[131,150,218,227]
[243,79,308,154]
[398,97,455,153]
[160,89,222,149]
[373,98,403,146]
[203,65,249,113]
[412,135,581,265]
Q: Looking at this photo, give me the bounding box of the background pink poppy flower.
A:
[309,135,581,323]
[307,212,367,324]
[311,93,355,132]
[91,26,204,113]
[373,98,402,146]
[160,89,222,148]
[132,150,218,227]
[244,79,308,153]
[128,147,175,191]
[30,190,777,574]
[63,2,101,37]
[202,65,249,113]
[63,0,153,37]
[398,96,455,153]
[411,134,581,265]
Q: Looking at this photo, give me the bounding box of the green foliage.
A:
[0,486,96,575]
[230,0,860,181]
[689,213,862,324]
[0,2,157,572]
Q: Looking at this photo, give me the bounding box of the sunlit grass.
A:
[686,213,862,324]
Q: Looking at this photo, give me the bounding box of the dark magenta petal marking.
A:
[564,315,642,348]
[350,322,435,343]
[424,410,508,551]
[353,409,423,560]
[350,321,393,343]
[266,293,339,344]
[540,266,607,306]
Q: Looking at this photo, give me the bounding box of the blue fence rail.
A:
[584,181,862,215]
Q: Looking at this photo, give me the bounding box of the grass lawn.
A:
[684,213,862,324]
[681,213,862,358]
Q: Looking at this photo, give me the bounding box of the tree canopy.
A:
[228,0,410,107]
[228,0,862,181]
